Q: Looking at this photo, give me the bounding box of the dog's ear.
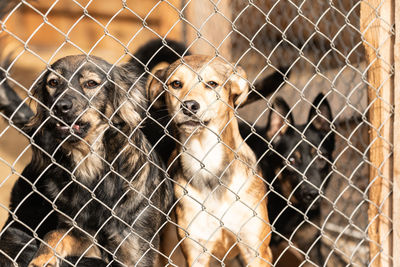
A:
[111,66,145,128]
[229,66,249,106]
[266,97,294,143]
[244,67,290,107]
[307,93,332,133]
[25,76,48,132]
[147,68,167,109]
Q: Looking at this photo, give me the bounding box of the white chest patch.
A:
[180,130,224,179]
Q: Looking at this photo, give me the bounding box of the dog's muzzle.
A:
[181,100,200,116]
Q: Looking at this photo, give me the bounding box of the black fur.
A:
[0,57,34,128]
[0,39,187,267]
[245,68,289,105]
[127,39,189,76]
[0,0,19,18]
[240,93,335,265]
[139,40,190,164]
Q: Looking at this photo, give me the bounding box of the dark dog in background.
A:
[0,57,34,128]
[241,93,335,266]
[0,39,187,267]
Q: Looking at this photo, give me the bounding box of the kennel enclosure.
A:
[0,0,398,266]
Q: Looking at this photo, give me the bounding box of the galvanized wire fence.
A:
[0,0,394,266]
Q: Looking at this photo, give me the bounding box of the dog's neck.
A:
[63,126,108,184]
[176,116,249,185]
[62,124,148,186]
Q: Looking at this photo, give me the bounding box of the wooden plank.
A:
[22,0,160,21]
[360,0,394,266]
[392,0,400,265]
[0,1,164,65]
[185,0,233,60]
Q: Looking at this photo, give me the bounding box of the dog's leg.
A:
[160,214,187,266]
[175,201,219,266]
[177,232,213,267]
[237,228,273,266]
[28,229,100,267]
[236,203,273,266]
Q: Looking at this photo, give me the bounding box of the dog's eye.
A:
[48,79,59,87]
[84,80,99,89]
[289,157,296,164]
[170,80,182,89]
[206,81,218,88]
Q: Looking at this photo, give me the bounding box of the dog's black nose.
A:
[182,100,200,116]
[55,98,73,114]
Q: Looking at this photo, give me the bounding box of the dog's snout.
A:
[182,100,200,116]
[55,98,73,114]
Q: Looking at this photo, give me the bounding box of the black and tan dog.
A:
[0,39,188,267]
[149,55,273,266]
[25,54,171,267]
[241,94,335,266]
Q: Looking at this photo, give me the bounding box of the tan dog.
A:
[149,55,272,266]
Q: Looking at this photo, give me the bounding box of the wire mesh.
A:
[0,0,394,266]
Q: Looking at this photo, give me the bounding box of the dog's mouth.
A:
[177,120,210,129]
[55,121,90,139]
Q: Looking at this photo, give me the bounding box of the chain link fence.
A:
[0,0,394,266]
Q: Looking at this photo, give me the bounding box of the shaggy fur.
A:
[0,39,187,267]
[26,54,170,267]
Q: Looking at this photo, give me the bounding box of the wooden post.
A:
[360,0,394,266]
[184,0,233,61]
[392,0,400,265]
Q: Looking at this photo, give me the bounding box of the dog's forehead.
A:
[168,55,230,77]
[50,55,109,79]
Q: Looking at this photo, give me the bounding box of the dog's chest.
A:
[180,132,224,182]
[175,171,257,235]
[69,142,104,184]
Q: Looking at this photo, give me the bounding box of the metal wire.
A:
[0,0,394,266]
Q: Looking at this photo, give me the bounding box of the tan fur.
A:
[46,72,62,96]
[116,98,142,128]
[79,71,102,86]
[29,230,101,266]
[150,55,272,266]
[62,109,108,183]
[275,167,300,206]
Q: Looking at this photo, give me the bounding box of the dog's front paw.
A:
[28,255,58,267]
